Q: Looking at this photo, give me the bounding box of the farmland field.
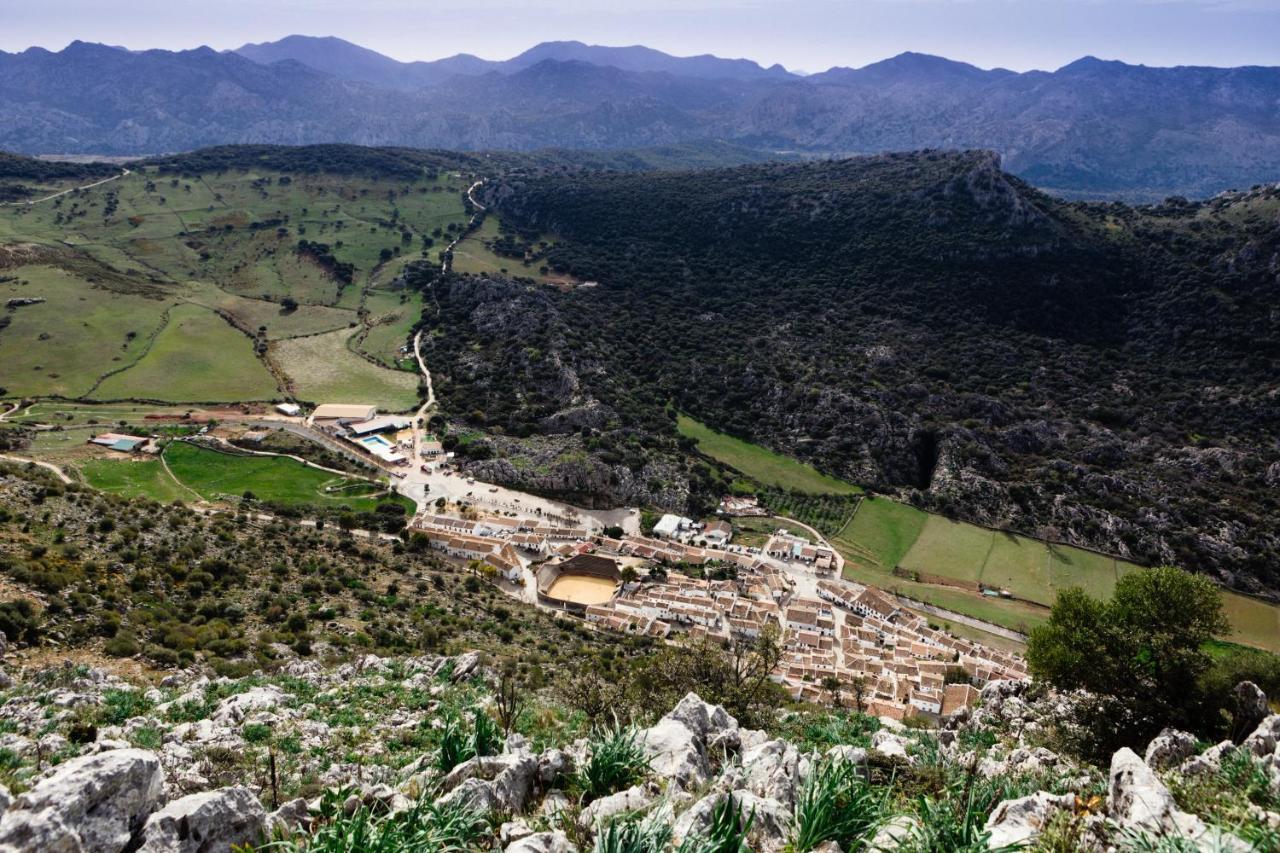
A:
[92,304,279,402]
[80,457,194,503]
[161,441,413,512]
[677,415,861,495]
[833,495,1280,651]
[0,265,169,398]
[1,165,464,409]
[271,328,420,412]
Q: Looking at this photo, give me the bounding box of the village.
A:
[89,401,1028,722]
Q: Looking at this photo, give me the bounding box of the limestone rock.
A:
[1243,715,1280,758]
[266,797,310,836]
[984,791,1074,848]
[868,815,918,850]
[504,830,577,852]
[1178,740,1236,776]
[1144,728,1197,771]
[209,685,287,726]
[721,739,802,806]
[577,784,654,832]
[871,729,911,763]
[0,748,163,853]
[1231,682,1269,743]
[135,786,267,853]
[671,791,790,853]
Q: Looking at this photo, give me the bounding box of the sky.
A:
[2,0,1279,73]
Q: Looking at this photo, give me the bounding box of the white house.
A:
[653,514,694,539]
[275,402,302,417]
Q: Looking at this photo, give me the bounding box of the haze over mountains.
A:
[2,35,1280,198]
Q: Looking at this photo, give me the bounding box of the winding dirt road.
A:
[0,168,132,207]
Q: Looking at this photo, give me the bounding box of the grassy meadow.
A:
[1,165,459,410]
[677,414,861,496]
[79,441,414,514]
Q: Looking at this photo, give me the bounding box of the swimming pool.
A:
[359,435,393,450]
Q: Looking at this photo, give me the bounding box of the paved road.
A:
[0,169,132,207]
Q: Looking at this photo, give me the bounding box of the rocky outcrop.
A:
[984,791,1075,849]
[0,749,163,853]
[1143,728,1197,771]
[135,787,267,853]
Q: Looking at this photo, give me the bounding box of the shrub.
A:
[791,756,885,851]
[595,813,672,853]
[679,793,754,853]
[579,724,649,802]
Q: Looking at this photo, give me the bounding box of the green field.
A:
[80,457,194,503]
[93,304,280,402]
[677,415,861,495]
[450,215,571,285]
[0,265,170,398]
[831,496,928,571]
[832,495,1280,651]
[272,328,421,412]
[158,442,412,512]
[1,167,459,409]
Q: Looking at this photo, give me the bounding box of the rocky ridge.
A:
[0,653,1275,851]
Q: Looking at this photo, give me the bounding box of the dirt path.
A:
[158,445,205,502]
[0,454,73,485]
[0,169,132,207]
[440,180,486,273]
[771,514,846,572]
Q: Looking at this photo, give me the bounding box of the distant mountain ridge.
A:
[3,36,1280,198]
[231,36,795,88]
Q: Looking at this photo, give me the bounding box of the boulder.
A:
[0,748,163,853]
[1144,728,1197,771]
[504,830,577,852]
[1107,747,1249,850]
[436,777,499,815]
[209,685,287,726]
[870,730,911,762]
[721,739,802,806]
[639,718,708,789]
[135,786,267,853]
[867,815,918,850]
[1178,740,1236,776]
[1231,682,1269,743]
[577,784,654,832]
[671,791,790,853]
[1243,715,1280,758]
[666,693,738,741]
[266,797,310,836]
[984,791,1074,848]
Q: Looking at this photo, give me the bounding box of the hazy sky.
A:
[2,0,1279,72]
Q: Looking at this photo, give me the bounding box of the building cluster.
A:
[582,562,1025,719]
[401,497,1024,719]
[309,404,414,465]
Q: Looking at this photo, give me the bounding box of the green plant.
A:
[262,785,487,852]
[678,793,754,853]
[595,813,673,853]
[98,688,154,726]
[790,756,885,851]
[435,708,500,774]
[579,724,649,802]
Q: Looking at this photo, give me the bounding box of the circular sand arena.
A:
[545,574,617,606]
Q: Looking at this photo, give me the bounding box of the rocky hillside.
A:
[458,153,1280,594]
[0,653,1275,851]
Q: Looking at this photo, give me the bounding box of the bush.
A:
[0,598,42,646]
[791,756,885,851]
[578,724,649,803]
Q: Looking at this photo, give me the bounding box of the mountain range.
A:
[2,36,1280,198]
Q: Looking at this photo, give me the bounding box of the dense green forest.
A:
[421,151,1280,593]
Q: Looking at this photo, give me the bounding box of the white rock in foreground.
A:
[0,748,163,853]
[135,786,267,853]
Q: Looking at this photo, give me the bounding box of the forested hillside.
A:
[420,151,1280,592]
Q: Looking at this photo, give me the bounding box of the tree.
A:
[1026,566,1229,757]
[821,675,843,709]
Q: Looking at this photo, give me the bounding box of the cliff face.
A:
[0,654,1274,851]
